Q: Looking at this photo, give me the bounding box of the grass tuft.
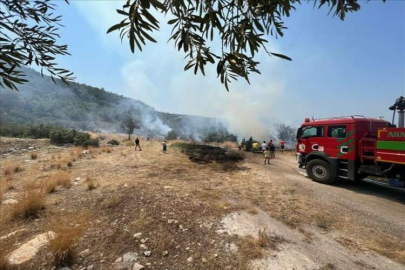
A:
[85,176,97,191]
[11,189,45,220]
[47,213,89,267]
[54,172,71,188]
[31,152,38,160]
[3,163,22,175]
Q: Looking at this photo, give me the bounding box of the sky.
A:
[50,0,405,136]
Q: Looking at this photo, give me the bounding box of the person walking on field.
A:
[264,148,271,165]
[162,141,167,153]
[135,138,142,151]
[280,139,285,151]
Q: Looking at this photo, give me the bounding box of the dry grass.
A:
[3,162,22,175]
[46,213,89,267]
[10,189,45,219]
[102,194,122,209]
[131,212,152,232]
[53,172,71,188]
[85,176,97,191]
[70,147,83,158]
[0,177,13,201]
[0,255,12,270]
[155,229,175,254]
[30,152,38,160]
[238,236,264,260]
[238,230,286,266]
[41,178,58,194]
[247,208,259,215]
[319,263,337,270]
[126,140,135,146]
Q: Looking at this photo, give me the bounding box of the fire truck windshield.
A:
[300,126,324,139]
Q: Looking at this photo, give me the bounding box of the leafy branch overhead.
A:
[108,0,382,91]
[0,0,73,90]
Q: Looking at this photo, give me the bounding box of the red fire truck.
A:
[296,97,405,187]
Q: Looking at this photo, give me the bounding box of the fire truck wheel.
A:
[306,159,335,184]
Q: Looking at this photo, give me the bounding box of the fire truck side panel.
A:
[376,128,405,165]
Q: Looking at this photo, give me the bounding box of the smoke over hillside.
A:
[0,68,234,140]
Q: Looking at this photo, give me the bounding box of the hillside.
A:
[0,68,225,138]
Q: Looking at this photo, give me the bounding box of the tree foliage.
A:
[274,123,296,144]
[0,0,73,90]
[108,0,385,90]
[121,113,140,139]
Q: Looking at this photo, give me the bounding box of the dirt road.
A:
[232,151,405,269]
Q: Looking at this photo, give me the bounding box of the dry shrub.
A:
[126,140,135,146]
[131,212,152,232]
[85,176,97,191]
[47,213,89,267]
[31,152,38,160]
[53,171,71,188]
[66,161,73,167]
[51,161,62,170]
[256,230,285,250]
[102,147,113,153]
[41,178,58,194]
[155,229,175,253]
[11,189,45,219]
[70,147,83,158]
[0,177,14,201]
[102,194,122,209]
[238,230,285,264]
[3,163,22,175]
[88,146,96,155]
[238,236,264,260]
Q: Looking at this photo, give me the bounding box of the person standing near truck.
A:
[280,139,285,151]
[261,141,267,152]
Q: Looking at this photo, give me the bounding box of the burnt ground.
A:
[0,136,404,270]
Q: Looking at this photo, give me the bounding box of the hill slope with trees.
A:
[0,68,231,140]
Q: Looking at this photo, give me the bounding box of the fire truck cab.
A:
[296,97,405,187]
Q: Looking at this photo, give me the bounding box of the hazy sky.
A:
[53,0,404,129]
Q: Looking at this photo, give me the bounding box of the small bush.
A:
[85,176,97,191]
[107,139,120,146]
[42,179,58,194]
[11,190,45,219]
[98,135,106,140]
[165,130,179,140]
[47,214,88,267]
[3,163,22,175]
[31,152,38,160]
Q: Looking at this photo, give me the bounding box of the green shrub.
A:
[107,139,120,146]
[73,132,91,146]
[83,138,99,147]
[166,130,179,140]
[50,128,76,144]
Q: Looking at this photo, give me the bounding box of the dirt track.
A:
[1,138,404,270]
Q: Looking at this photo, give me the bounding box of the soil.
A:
[0,136,404,270]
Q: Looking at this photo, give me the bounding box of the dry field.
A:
[0,136,404,270]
